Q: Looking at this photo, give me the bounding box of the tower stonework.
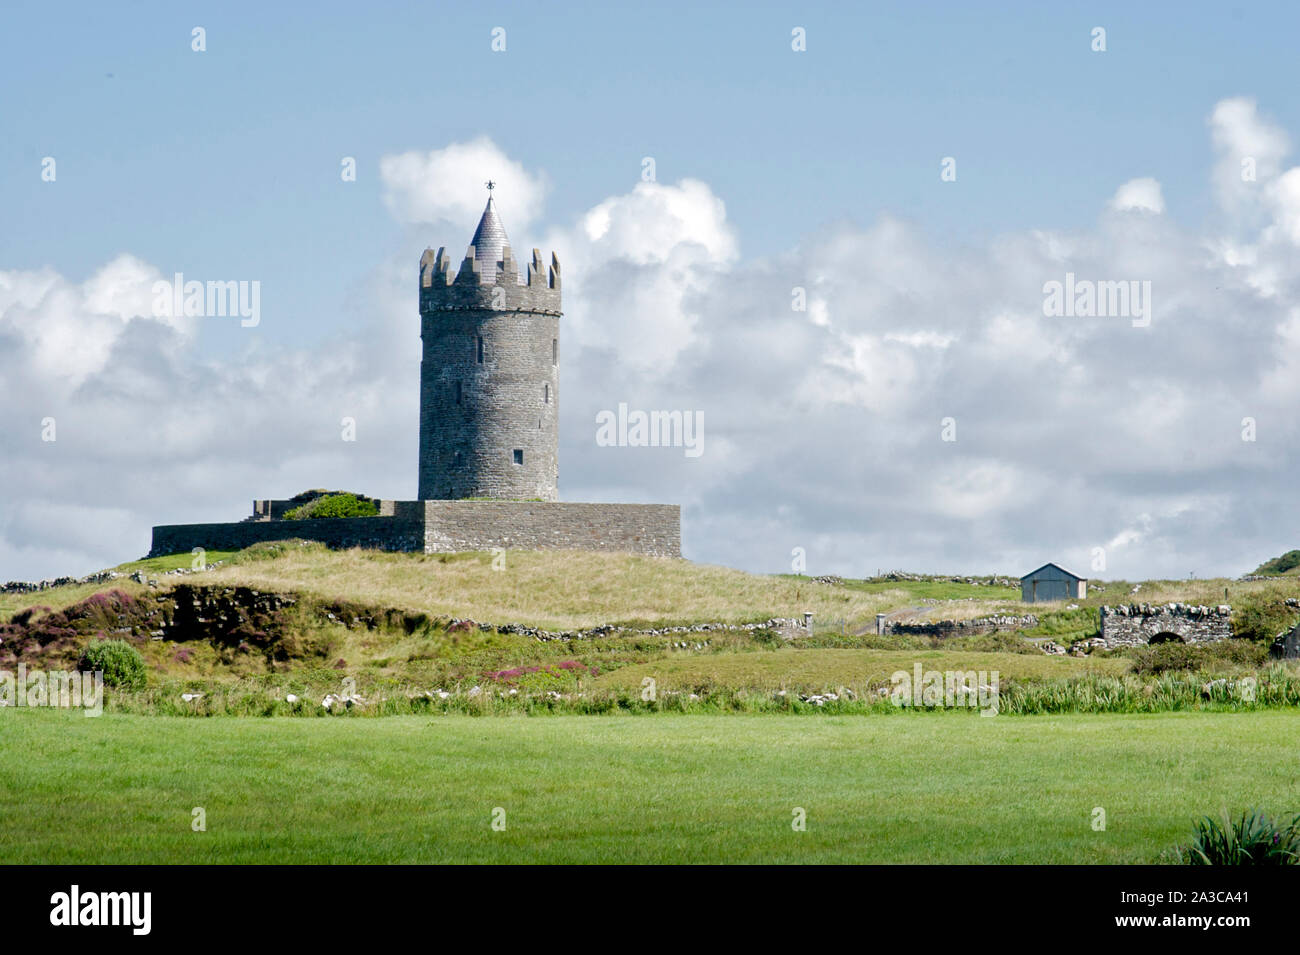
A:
[418,197,561,501]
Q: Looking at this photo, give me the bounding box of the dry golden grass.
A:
[908,599,1026,623]
[201,546,899,630]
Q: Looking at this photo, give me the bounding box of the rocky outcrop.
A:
[1271,625,1300,659]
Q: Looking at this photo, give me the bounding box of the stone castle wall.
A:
[150,513,426,557]
[420,501,679,556]
[150,500,680,559]
[1097,603,1232,648]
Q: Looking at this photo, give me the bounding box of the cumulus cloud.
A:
[544,179,737,371]
[0,258,416,580]
[0,255,191,388]
[378,136,548,232]
[6,106,1300,584]
[1209,96,1290,220]
[1108,177,1165,214]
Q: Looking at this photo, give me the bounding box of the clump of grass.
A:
[1127,638,1269,676]
[993,668,1300,714]
[1022,606,1099,645]
[284,493,379,520]
[1233,601,1298,642]
[1177,809,1300,865]
[944,630,1040,655]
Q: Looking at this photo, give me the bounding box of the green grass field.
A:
[591,647,1127,691]
[3,709,1297,863]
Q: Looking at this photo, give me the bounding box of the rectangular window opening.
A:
[476,335,484,364]
[512,449,523,465]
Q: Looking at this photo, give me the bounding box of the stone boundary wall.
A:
[1098,603,1232,648]
[870,572,1020,588]
[150,501,681,559]
[421,501,679,557]
[884,614,1038,638]
[1,570,120,595]
[150,514,426,557]
[448,615,803,643]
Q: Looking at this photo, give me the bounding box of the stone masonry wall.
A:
[421,501,680,558]
[1097,603,1232,648]
[150,501,680,559]
[884,614,1039,638]
[149,514,425,557]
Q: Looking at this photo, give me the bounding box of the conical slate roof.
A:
[468,196,509,282]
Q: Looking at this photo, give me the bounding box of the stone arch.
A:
[1149,631,1185,644]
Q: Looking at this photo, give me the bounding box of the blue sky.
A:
[7,0,1299,352]
[3,1,1300,581]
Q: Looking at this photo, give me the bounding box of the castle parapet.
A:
[419,245,562,315]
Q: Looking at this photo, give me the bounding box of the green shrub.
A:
[1179,810,1300,865]
[79,638,147,690]
[284,493,379,520]
[1233,601,1297,642]
[1129,639,1268,676]
[1022,606,1099,645]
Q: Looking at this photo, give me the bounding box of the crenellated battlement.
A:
[419,192,561,316]
[419,244,561,314]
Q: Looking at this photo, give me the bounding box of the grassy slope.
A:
[4,710,1298,863]
[5,543,1295,633]
[188,547,1300,631]
[196,546,913,630]
[3,545,1296,705]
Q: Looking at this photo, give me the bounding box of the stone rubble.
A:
[870,572,1019,587]
[445,616,807,643]
[2,560,225,595]
[884,614,1038,637]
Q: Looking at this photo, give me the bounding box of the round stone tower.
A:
[418,195,562,501]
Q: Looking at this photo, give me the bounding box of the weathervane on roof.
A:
[485,179,496,194]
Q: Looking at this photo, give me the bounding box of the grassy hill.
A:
[2,540,1298,716]
[1253,549,1300,576]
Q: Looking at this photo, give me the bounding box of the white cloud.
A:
[0,255,185,388]
[5,113,1300,584]
[548,178,738,371]
[379,136,548,232]
[576,179,737,266]
[1208,97,1291,223]
[1108,177,1165,214]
